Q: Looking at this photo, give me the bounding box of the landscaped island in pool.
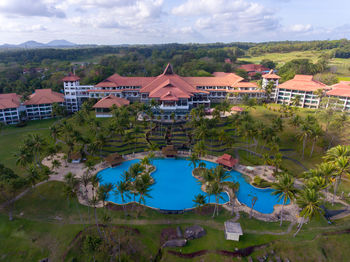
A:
[99,159,288,214]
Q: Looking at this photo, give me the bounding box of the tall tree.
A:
[272,173,297,226]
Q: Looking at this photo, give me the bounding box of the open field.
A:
[239,50,350,78]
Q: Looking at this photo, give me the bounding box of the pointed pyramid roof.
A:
[162,63,174,75]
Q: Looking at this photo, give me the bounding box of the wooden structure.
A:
[105,153,124,167]
[216,154,238,170]
[70,152,82,164]
[224,221,243,241]
[162,145,177,157]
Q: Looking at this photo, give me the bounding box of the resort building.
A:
[74,63,265,120]
[24,89,65,120]
[326,81,350,112]
[62,74,93,112]
[274,75,327,108]
[262,70,281,100]
[0,93,22,124]
[92,95,130,117]
[238,64,270,77]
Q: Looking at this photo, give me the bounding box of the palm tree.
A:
[89,196,103,238]
[188,153,199,168]
[324,145,350,204]
[90,174,100,198]
[26,165,40,188]
[291,95,302,107]
[272,173,297,226]
[228,181,239,216]
[97,183,113,208]
[15,145,32,168]
[309,124,323,157]
[249,195,258,219]
[193,194,206,212]
[115,180,130,215]
[210,181,225,217]
[272,117,283,133]
[294,187,323,237]
[298,124,311,159]
[64,172,83,223]
[289,115,302,128]
[135,173,154,206]
[272,153,283,174]
[51,159,61,173]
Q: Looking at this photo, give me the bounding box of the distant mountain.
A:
[46,40,76,47]
[0,40,77,49]
[18,41,46,48]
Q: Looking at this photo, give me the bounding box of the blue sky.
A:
[0,0,349,44]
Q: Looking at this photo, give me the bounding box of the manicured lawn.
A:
[0,119,57,174]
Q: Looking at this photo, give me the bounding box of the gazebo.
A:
[105,153,124,167]
[162,145,177,157]
[224,221,243,241]
[231,106,244,113]
[216,154,238,170]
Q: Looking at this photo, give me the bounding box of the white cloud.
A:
[0,0,65,18]
[287,24,313,33]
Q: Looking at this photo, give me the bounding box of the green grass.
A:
[239,50,350,78]
[0,119,57,174]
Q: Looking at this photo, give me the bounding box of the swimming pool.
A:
[99,159,288,213]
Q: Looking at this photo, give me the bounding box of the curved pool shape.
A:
[99,159,288,213]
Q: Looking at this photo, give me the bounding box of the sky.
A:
[0,0,349,45]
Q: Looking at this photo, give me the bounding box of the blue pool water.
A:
[99,159,288,213]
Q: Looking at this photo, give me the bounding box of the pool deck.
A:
[41,152,348,223]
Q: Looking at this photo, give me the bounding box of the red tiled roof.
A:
[233,82,258,88]
[96,73,155,88]
[24,89,64,105]
[239,64,270,73]
[62,73,80,82]
[92,95,130,108]
[184,73,243,88]
[278,75,327,92]
[0,93,21,110]
[216,154,238,168]
[326,81,350,97]
[231,106,244,112]
[262,69,280,79]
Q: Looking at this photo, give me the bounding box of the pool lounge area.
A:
[99,158,289,214]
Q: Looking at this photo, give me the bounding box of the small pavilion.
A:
[224,221,243,241]
[216,154,238,170]
[105,153,124,167]
[231,106,244,113]
[162,145,177,157]
[93,95,130,117]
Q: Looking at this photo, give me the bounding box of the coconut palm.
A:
[291,95,302,107]
[309,124,323,157]
[298,124,311,159]
[26,165,40,188]
[272,153,283,174]
[289,115,302,128]
[89,196,103,238]
[51,159,61,173]
[135,172,154,206]
[249,195,258,219]
[272,173,297,226]
[294,187,323,237]
[115,180,131,215]
[90,174,100,198]
[188,153,199,168]
[210,181,226,217]
[227,181,240,216]
[193,194,206,212]
[97,183,113,208]
[64,172,83,223]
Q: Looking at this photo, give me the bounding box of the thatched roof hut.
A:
[105,153,124,167]
[162,145,177,157]
[70,152,82,163]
